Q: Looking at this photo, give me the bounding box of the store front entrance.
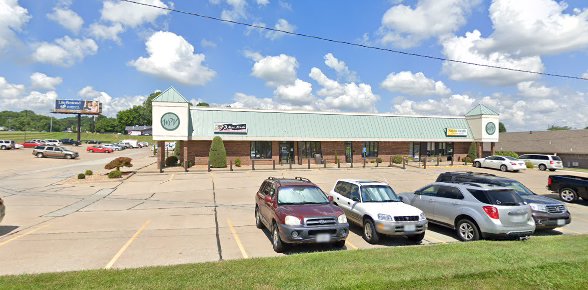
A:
[279,141,294,164]
[345,141,353,163]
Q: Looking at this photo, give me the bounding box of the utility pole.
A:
[76,114,81,143]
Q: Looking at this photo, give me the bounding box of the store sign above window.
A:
[214,123,247,134]
[446,128,468,137]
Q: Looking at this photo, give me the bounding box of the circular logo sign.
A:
[485,122,496,135]
[161,112,180,131]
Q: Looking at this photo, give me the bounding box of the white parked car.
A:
[518,154,563,171]
[14,143,24,149]
[103,144,122,151]
[43,139,62,146]
[121,139,140,148]
[329,179,427,244]
[474,156,526,172]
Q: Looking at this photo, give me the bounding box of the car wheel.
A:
[255,206,264,229]
[559,188,578,203]
[65,154,72,159]
[539,164,547,171]
[500,165,507,172]
[0,145,5,150]
[456,219,480,242]
[332,240,346,248]
[362,218,379,244]
[36,153,44,158]
[549,169,556,172]
[407,232,425,244]
[272,223,285,253]
[475,161,481,168]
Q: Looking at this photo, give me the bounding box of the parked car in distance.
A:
[255,177,349,252]
[518,154,563,171]
[437,172,571,230]
[14,143,23,149]
[60,138,81,146]
[42,139,62,146]
[33,146,79,159]
[22,140,43,148]
[85,140,102,144]
[0,140,15,150]
[400,182,535,241]
[87,145,113,153]
[121,139,140,148]
[329,179,427,244]
[103,144,123,151]
[0,197,5,223]
[548,175,588,203]
[474,155,526,172]
[138,141,149,148]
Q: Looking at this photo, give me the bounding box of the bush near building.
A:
[495,151,519,159]
[526,161,534,169]
[85,170,93,176]
[166,156,179,167]
[392,155,403,164]
[209,136,227,168]
[108,170,122,179]
[468,142,478,161]
[77,173,85,179]
[234,158,241,167]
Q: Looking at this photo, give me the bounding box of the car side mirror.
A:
[414,190,421,195]
[264,195,272,203]
[327,196,333,202]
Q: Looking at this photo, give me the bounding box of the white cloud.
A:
[47,6,84,34]
[517,81,558,98]
[200,39,217,48]
[130,31,216,86]
[78,86,146,117]
[32,36,98,67]
[441,30,544,85]
[0,76,25,98]
[478,0,588,56]
[582,71,588,79]
[89,23,124,42]
[30,73,63,90]
[393,94,475,116]
[274,79,314,105]
[265,19,295,40]
[309,67,379,112]
[378,0,479,48]
[0,76,57,113]
[0,0,30,50]
[101,0,169,27]
[324,53,357,82]
[257,0,269,6]
[243,50,263,61]
[251,54,298,87]
[221,0,247,22]
[226,92,314,111]
[381,71,451,96]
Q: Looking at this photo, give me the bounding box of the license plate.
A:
[316,233,331,243]
[557,219,565,226]
[511,215,525,222]
[404,224,416,232]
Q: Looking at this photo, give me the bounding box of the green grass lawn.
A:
[0,235,586,289]
[0,131,152,143]
[562,167,588,173]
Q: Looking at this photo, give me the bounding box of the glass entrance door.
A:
[279,141,294,163]
[345,142,353,163]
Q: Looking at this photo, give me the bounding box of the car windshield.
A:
[361,185,401,202]
[502,181,535,196]
[504,156,517,161]
[468,189,524,206]
[277,186,329,205]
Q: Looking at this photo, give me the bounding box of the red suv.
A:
[255,177,349,252]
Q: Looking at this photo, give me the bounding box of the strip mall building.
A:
[152,87,500,170]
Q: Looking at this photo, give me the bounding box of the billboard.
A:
[54,100,102,115]
[214,123,247,134]
[446,128,468,137]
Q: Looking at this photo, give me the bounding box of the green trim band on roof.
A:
[465,104,499,116]
[153,87,189,103]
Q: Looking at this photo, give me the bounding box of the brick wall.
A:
[453,142,471,161]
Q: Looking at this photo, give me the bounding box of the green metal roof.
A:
[190,108,473,141]
[152,87,189,103]
[465,104,499,116]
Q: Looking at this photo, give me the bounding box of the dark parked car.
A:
[60,139,81,146]
[255,177,349,252]
[85,140,102,144]
[548,175,588,203]
[436,172,571,230]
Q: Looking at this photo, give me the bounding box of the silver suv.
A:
[400,182,535,241]
[32,146,79,159]
[518,154,563,171]
[329,180,427,244]
[0,140,15,150]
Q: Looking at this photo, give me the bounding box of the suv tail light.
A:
[548,176,552,186]
[483,206,500,219]
[510,162,517,165]
[550,160,554,165]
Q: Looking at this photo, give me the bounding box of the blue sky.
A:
[1,0,587,131]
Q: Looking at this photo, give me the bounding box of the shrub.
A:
[392,155,403,164]
[234,158,241,167]
[468,142,478,161]
[77,173,85,179]
[182,160,194,168]
[108,170,122,179]
[370,160,375,163]
[209,136,227,168]
[496,151,519,159]
[526,161,534,169]
[463,156,473,164]
[165,156,179,167]
[173,141,181,157]
[105,157,133,172]
[85,170,93,176]
[376,157,383,164]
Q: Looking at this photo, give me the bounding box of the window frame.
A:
[362,141,379,157]
[250,141,273,160]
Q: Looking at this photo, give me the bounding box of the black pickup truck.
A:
[548,175,588,203]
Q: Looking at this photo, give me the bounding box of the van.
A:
[121,139,139,148]
[518,154,563,171]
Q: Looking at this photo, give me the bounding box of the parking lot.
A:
[1,147,587,275]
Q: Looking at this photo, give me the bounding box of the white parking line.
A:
[227,218,249,258]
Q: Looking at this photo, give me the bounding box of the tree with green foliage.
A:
[548,125,571,131]
[196,102,210,107]
[105,157,133,172]
[468,142,478,160]
[209,136,227,168]
[499,122,507,133]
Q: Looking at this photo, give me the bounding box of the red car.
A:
[87,145,113,153]
[255,177,349,252]
[22,141,43,148]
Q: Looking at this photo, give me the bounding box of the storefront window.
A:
[298,141,321,158]
[250,141,272,159]
[362,142,378,157]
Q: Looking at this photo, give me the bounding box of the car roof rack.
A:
[294,177,311,182]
